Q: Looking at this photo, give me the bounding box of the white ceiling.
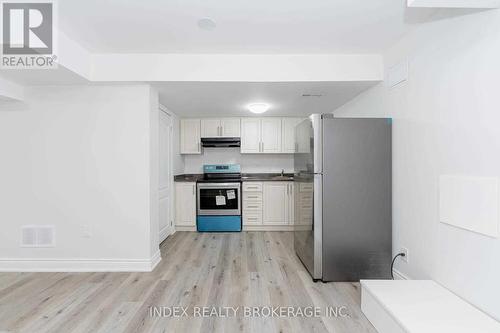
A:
[0,66,87,85]
[155,81,377,117]
[60,0,409,54]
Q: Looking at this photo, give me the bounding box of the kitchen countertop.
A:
[174,173,294,182]
[241,173,294,181]
[173,174,204,182]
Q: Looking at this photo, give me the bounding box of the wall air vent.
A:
[21,225,55,247]
[302,93,323,97]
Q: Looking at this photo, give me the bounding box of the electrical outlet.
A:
[400,247,409,263]
[82,225,92,238]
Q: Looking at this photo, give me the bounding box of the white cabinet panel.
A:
[241,118,261,153]
[261,118,282,153]
[243,182,263,192]
[201,119,220,138]
[243,212,263,226]
[220,118,240,137]
[175,182,196,226]
[296,120,311,153]
[295,182,313,226]
[242,181,263,226]
[263,182,288,225]
[282,118,303,153]
[180,119,201,154]
[287,183,295,225]
[201,118,240,138]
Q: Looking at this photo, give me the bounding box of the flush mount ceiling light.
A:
[247,103,270,114]
[197,17,217,31]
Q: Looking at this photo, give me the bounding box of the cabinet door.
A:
[175,183,196,226]
[261,118,282,153]
[282,118,302,153]
[296,120,311,153]
[220,118,241,137]
[201,119,220,138]
[241,118,261,153]
[181,119,201,154]
[263,182,288,225]
[286,182,294,225]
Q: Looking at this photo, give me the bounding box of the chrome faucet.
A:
[281,169,285,177]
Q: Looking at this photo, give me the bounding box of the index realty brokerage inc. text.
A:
[149,306,349,318]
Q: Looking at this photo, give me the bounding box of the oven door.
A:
[197,182,241,216]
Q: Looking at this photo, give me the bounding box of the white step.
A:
[361,280,500,333]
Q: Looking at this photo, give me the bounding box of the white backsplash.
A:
[183,148,294,174]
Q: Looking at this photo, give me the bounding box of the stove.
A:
[196,164,242,232]
[197,164,242,183]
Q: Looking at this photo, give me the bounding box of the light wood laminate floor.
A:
[0,232,376,333]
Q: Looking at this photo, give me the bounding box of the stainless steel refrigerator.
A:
[294,114,392,282]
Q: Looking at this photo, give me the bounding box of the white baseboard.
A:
[0,252,162,272]
[393,269,410,280]
[150,250,162,271]
[243,225,295,231]
[175,225,196,231]
[159,226,171,243]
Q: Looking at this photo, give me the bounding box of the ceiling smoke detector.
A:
[197,17,217,31]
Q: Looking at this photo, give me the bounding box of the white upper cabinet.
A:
[261,118,282,153]
[241,117,302,154]
[180,119,201,154]
[241,118,261,153]
[282,118,303,153]
[220,118,240,137]
[201,118,241,138]
[183,117,301,154]
[296,119,311,153]
[201,119,220,138]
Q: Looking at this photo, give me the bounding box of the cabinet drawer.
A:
[243,212,262,225]
[243,182,263,192]
[243,192,263,201]
[299,183,314,192]
[243,201,263,211]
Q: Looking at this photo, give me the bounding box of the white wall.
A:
[91,54,383,82]
[334,9,500,319]
[184,148,294,174]
[0,84,159,271]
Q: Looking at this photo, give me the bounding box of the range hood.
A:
[201,137,241,148]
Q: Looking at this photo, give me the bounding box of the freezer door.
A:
[321,118,392,282]
[294,115,323,280]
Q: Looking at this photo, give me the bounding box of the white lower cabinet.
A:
[175,182,196,228]
[242,182,263,226]
[295,182,313,226]
[243,181,294,230]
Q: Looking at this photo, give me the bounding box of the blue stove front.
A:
[197,215,242,232]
